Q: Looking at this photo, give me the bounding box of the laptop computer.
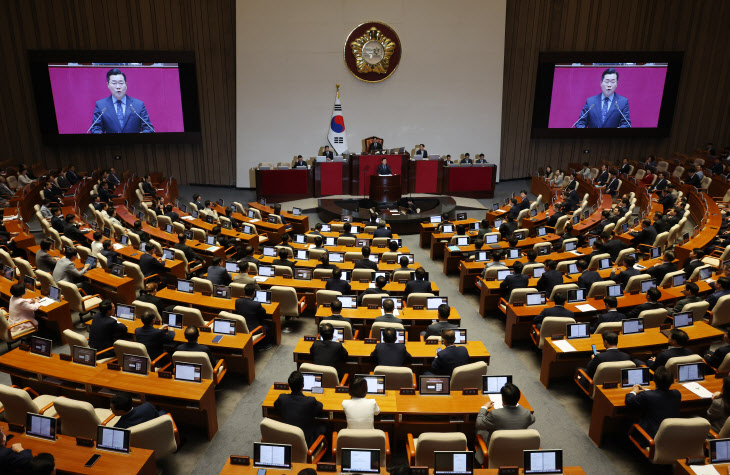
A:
[110,264,124,278]
[482,375,512,395]
[484,234,499,244]
[621,367,651,388]
[177,279,195,294]
[295,249,310,260]
[354,374,386,395]
[533,267,546,278]
[433,451,473,475]
[622,318,644,335]
[212,319,236,335]
[566,288,587,303]
[164,311,183,329]
[254,290,271,304]
[25,413,57,441]
[115,303,135,321]
[337,295,357,309]
[606,284,622,297]
[225,261,239,273]
[340,448,380,474]
[677,362,704,383]
[673,312,693,329]
[526,292,546,306]
[380,329,406,344]
[259,265,274,277]
[30,336,52,357]
[294,267,313,280]
[72,346,96,367]
[454,329,467,344]
[122,354,148,375]
[427,297,448,310]
[640,279,656,293]
[419,375,451,395]
[174,361,202,383]
[709,438,730,464]
[301,372,323,392]
[523,449,563,474]
[566,323,590,339]
[253,442,292,469]
[213,285,231,299]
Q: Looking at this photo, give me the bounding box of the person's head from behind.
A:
[602,331,619,348]
[383,298,395,313]
[64,246,77,259]
[438,304,450,321]
[184,325,199,343]
[106,68,127,101]
[718,277,730,290]
[141,311,156,327]
[388,240,399,252]
[399,256,409,268]
[99,299,114,316]
[603,296,617,310]
[576,259,588,272]
[10,283,26,298]
[669,328,689,347]
[526,249,537,262]
[654,366,674,390]
[349,376,368,399]
[544,259,557,271]
[110,392,134,415]
[314,235,323,247]
[29,453,55,475]
[442,329,456,346]
[343,222,351,234]
[383,327,397,343]
[375,275,387,289]
[501,382,521,406]
[333,268,343,280]
[244,283,256,297]
[237,260,250,274]
[553,293,566,306]
[623,255,636,268]
[320,322,334,341]
[288,370,304,394]
[331,299,342,314]
[684,282,699,297]
[361,246,371,258]
[647,287,661,302]
[415,267,426,281]
[278,248,289,260]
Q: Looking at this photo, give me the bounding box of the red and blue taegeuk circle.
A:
[330,116,345,133]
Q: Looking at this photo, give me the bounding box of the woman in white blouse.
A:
[8,283,41,334]
[342,377,380,429]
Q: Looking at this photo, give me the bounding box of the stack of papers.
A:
[488,394,503,409]
[570,250,583,256]
[249,219,260,223]
[38,297,55,307]
[206,246,220,252]
[575,304,597,312]
[553,340,577,352]
[253,276,268,283]
[689,466,721,475]
[682,382,714,399]
[112,243,124,250]
[181,216,194,221]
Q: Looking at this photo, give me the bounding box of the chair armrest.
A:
[353,330,359,340]
[331,431,338,458]
[143,274,160,283]
[475,434,488,468]
[710,429,719,439]
[340,374,349,386]
[151,351,171,368]
[412,373,417,389]
[189,262,204,273]
[407,433,416,465]
[249,325,264,336]
[298,296,307,314]
[628,423,654,459]
[39,395,62,415]
[574,368,593,397]
[214,359,227,385]
[101,413,116,425]
[99,346,115,355]
[23,387,40,398]
[419,334,425,342]
[7,320,37,330]
[530,325,541,347]
[384,431,390,460]
[307,434,328,465]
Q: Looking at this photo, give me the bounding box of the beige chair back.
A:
[122,261,146,291]
[392,269,412,282]
[114,340,152,364]
[370,322,405,340]
[586,280,617,299]
[173,305,207,327]
[12,258,35,281]
[450,361,488,390]
[337,236,356,247]
[507,288,537,305]
[57,280,85,312]
[594,322,622,335]
[381,252,398,263]
[320,320,354,340]
[351,269,374,281]
[650,418,710,464]
[406,293,435,307]
[414,432,467,467]
[371,237,390,248]
[591,361,636,398]
[271,286,302,317]
[373,366,414,390]
[665,354,703,378]
[615,248,636,267]
[63,329,89,349]
[335,429,387,466]
[680,301,710,322]
[537,317,576,349]
[53,398,109,440]
[273,265,293,278]
[361,293,388,307]
[637,308,668,328]
[260,418,309,463]
[0,385,56,425]
[312,267,332,279]
[624,274,652,294]
[191,277,214,294]
[133,300,161,322]
[129,414,178,459]
[299,363,340,387]
[316,290,341,307]
[711,295,730,327]
[486,429,541,469]
[548,283,577,302]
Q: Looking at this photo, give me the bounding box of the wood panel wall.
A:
[501,0,730,180]
[0,0,235,185]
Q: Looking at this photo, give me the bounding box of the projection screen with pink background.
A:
[548,65,667,128]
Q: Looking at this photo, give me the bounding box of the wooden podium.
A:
[369,174,402,202]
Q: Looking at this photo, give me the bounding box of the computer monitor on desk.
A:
[434,451,473,475]
[174,362,202,383]
[621,367,651,388]
[622,318,644,335]
[355,374,386,395]
[72,346,96,367]
[523,449,563,474]
[709,438,730,464]
[116,303,135,321]
[253,442,292,469]
[122,354,148,375]
[482,375,512,394]
[301,372,323,392]
[213,319,236,335]
[419,375,450,395]
[337,295,357,309]
[30,336,52,358]
[26,413,57,441]
[340,448,380,474]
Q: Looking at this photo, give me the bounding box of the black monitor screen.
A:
[96,426,131,453]
[253,442,292,469]
[433,451,474,475]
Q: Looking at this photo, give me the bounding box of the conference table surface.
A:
[252,275,440,296]
[0,275,72,342]
[220,462,587,475]
[0,421,156,475]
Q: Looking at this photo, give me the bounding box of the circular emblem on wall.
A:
[344,21,401,83]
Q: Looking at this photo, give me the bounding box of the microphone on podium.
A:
[129,105,155,132]
[614,101,631,128]
[86,107,107,133]
[572,104,594,128]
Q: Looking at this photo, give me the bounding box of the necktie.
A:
[601,97,609,123]
[116,100,124,128]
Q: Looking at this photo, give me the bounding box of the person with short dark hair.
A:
[582,331,634,379]
[370,327,412,366]
[35,239,57,274]
[134,311,174,363]
[591,296,626,332]
[232,260,260,289]
[234,283,273,350]
[536,259,562,299]
[499,261,529,299]
[404,267,432,300]
[354,246,378,271]
[174,233,203,266]
[342,376,380,429]
[706,276,730,309]
[374,299,401,324]
[358,275,390,306]
[274,371,325,445]
[672,281,702,314]
[315,254,337,271]
[272,248,295,271]
[111,392,165,429]
[176,325,215,365]
[645,250,677,284]
[324,299,351,324]
[609,255,640,289]
[422,304,457,338]
[88,299,127,359]
[576,259,601,291]
[325,268,351,293]
[429,329,469,376]
[139,241,166,283]
[533,293,574,329]
[130,219,150,243]
[28,452,55,475]
[575,67,631,128]
[311,323,348,379]
[340,222,356,239]
[626,287,664,319]
[625,366,680,438]
[647,329,692,370]
[207,256,232,286]
[100,239,122,267]
[475,382,535,447]
[373,222,392,238]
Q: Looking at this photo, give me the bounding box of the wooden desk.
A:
[675,191,722,263]
[231,212,287,245]
[85,267,137,304]
[248,202,310,236]
[590,376,723,447]
[253,276,439,300]
[155,288,282,345]
[540,323,724,387]
[0,350,218,439]
[292,339,489,374]
[114,205,180,246]
[419,219,479,249]
[220,462,587,475]
[0,421,156,474]
[675,460,730,475]
[0,276,72,342]
[175,207,263,250]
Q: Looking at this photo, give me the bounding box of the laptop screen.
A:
[650,247,661,258]
[507,248,520,259]
[355,374,386,395]
[482,375,512,394]
[564,241,577,252]
[174,362,202,383]
[116,304,135,321]
[292,207,301,216]
[164,312,183,329]
[294,267,313,280]
[567,264,579,275]
[566,323,590,339]
[212,318,236,335]
[295,249,310,260]
[380,329,405,344]
[111,264,124,277]
[26,413,57,440]
[122,354,148,375]
[72,346,96,366]
[484,234,499,244]
[337,296,357,309]
[225,261,239,272]
[255,290,271,304]
[526,293,546,306]
[533,267,545,278]
[709,439,730,464]
[242,225,253,234]
[567,288,586,303]
[177,279,194,293]
[523,449,563,474]
[324,237,336,247]
[427,297,447,310]
[340,448,380,474]
[700,267,712,280]
[433,451,474,475]
[48,285,61,301]
[328,252,344,263]
[640,280,655,293]
[120,235,129,245]
[607,284,622,297]
[537,227,547,237]
[30,336,52,357]
[24,275,36,290]
[677,363,704,383]
[162,249,175,260]
[319,327,344,342]
[622,318,644,335]
[672,274,686,287]
[599,258,611,270]
[2,265,13,280]
[442,225,454,234]
[253,442,292,469]
[420,375,451,395]
[621,367,651,388]
[259,265,274,277]
[474,251,488,262]
[493,219,503,228]
[301,372,323,391]
[431,216,442,223]
[262,246,276,257]
[513,231,526,241]
[454,329,467,344]
[213,285,231,299]
[674,312,693,328]
[497,269,512,280]
[456,237,469,246]
[294,234,306,244]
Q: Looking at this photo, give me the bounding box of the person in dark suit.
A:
[235,283,273,349]
[506,197,522,220]
[66,165,80,185]
[358,275,389,306]
[139,245,166,280]
[594,165,609,186]
[134,311,175,363]
[443,154,454,166]
[272,248,296,272]
[626,287,665,319]
[91,69,154,133]
[326,268,351,293]
[575,68,631,128]
[672,282,702,314]
[619,158,632,175]
[137,282,167,317]
[130,220,150,243]
[604,172,620,196]
[647,329,693,370]
[293,155,307,167]
[374,299,402,324]
[0,427,32,470]
[415,144,428,158]
[545,204,565,229]
[429,330,469,376]
[35,239,57,274]
[376,157,392,175]
[630,219,657,247]
[373,222,392,238]
[322,146,334,160]
[499,214,518,240]
[498,262,529,299]
[324,300,351,325]
[576,259,602,292]
[705,329,730,369]
[403,267,432,300]
[645,250,677,285]
[591,297,627,332]
[354,246,378,271]
[42,181,63,205]
[682,248,705,280]
[650,172,668,192]
[310,323,349,379]
[576,332,638,396]
[535,259,563,300]
[609,255,640,290]
[475,153,488,164]
[475,383,535,447]
[368,141,383,154]
[657,189,675,213]
[338,223,356,239]
[371,327,412,366]
[176,325,215,365]
[461,153,473,165]
[600,233,624,263]
[62,214,88,244]
[533,293,574,329]
[684,169,702,188]
[706,277,730,310]
[100,239,123,267]
[111,392,165,429]
[88,300,127,359]
[174,233,203,267]
[421,304,457,338]
[315,254,337,272]
[207,256,232,286]
[274,371,325,445]
[625,366,681,438]
[163,204,180,223]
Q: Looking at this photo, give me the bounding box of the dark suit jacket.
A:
[51,215,65,233]
[373,227,393,238]
[140,252,165,277]
[132,229,150,243]
[115,402,164,429]
[499,220,518,239]
[658,194,674,213]
[294,160,307,167]
[632,225,658,247]
[603,239,624,261]
[234,297,267,329]
[88,312,127,355]
[370,342,412,366]
[325,278,351,293]
[310,340,348,377]
[431,345,470,376]
[176,342,215,365]
[0,446,32,469]
[499,274,530,298]
[322,313,352,325]
[322,151,334,160]
[91,95,154,134]
[649,347,692,370]
[272,258,295,271]
[35,249,56,273]
[403,279,432,300]
[686,173,702,188]
[374,313,402,324]
[101,248,122,267]
[585,348,633,378]
[376,164,392,175]
[208,265,232,286]
[606,178,620,195]
[536,269,563,298]
[706,344,730,368]
[646,262,677,285]
[625,389,681,437]
[357,288,389,306]
[707,289,730,310]
[626,301,665,319]
[612,268,640,289]
[134,325,175,361]
[174,242,202,263]
[137,292,167,317]
[274,393,324,445]
[354,259,378,271]
[575,93,631,128]
[533,305,574,327]
[620,164,632,174]
[578,270,602,291]
[591,310,627,332]
[424,321,458,338]
[63,222,88,243]
[683,259,703,279]
[66,170,80,185]
[652,178,668,192]
[595,171,609,185]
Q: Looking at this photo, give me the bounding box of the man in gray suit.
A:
[35,239,57,273]
[52,246,91,293]
[421,304,457,338]
[476,382,535,451]
[374,299,402,324]
[232,261,260,290]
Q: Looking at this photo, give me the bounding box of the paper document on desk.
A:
[381,308,400,317]
[553,340,577,352]
[570,250,583,256]
[38,297,55,307]
[682,382,714,399]
[690,465,721,475]
[112,243,124,250]
[488,394,503,409]
[368,283,376,288]
[181,216,194,221]
[498,208,507,213]
[206,246,220,252]
[249,219,260,223]
[634,264,646,270]
[706,278,716,284]
[575,304,597,312]
[253,276,268,283]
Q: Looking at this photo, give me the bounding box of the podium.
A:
[369,175,402,202]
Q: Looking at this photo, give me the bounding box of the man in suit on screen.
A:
[376,157,392,175]
[91,68,154,134]
[575,67,631,128]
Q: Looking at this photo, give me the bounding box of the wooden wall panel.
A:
[501,0,730,180]
[0,0,235,185]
